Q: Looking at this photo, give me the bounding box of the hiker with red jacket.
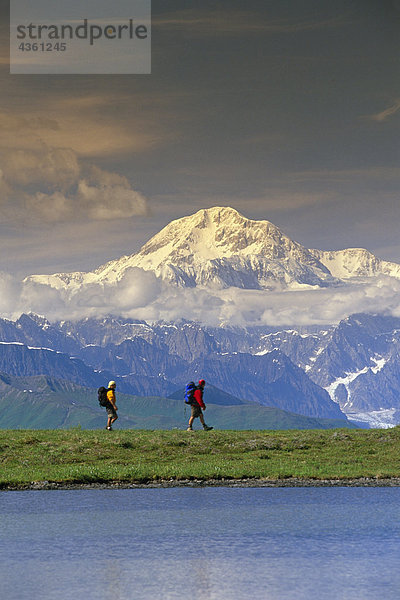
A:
[187,379,213,431]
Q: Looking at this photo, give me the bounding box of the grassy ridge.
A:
[1,428,400,487]
[0,384,356,430]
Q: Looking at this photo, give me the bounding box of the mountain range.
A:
[0,314,345,420]
[2,207,400,428]
[0,311,400,428]
[26,206,400,292]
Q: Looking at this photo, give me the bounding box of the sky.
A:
[0,0,399,284]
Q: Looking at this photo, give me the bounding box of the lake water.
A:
[0,487,399,600]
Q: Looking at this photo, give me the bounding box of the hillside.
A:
[0,375,355,430]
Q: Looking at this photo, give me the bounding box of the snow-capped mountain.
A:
[4,311,400,426]
[246,313,400,428]
[310,248,400,280]
[25,207,400,294]
[0,312,346,421]
[24,207,335,291]
[125,207,338,288]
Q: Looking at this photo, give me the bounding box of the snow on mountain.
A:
[310,248,400,280]
[4,310,400,426]
[345,409,400,429]
[25,207,337,291]
[25,206,400,297]
[126,206,337,288]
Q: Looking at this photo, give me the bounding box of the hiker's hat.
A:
[199,379,205,387]
[108,380,116,388]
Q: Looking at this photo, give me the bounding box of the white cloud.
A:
[111,268,162,310]
[19,279,66,320]
[28,191,73,222]
[0,273,22,316]
[0,105,151,224]
[2,147,80,188]
[0,146,149,223]
[16,267,161,321]
[6,269,400,327]
[117,276,400,327]
[77,167,148,220]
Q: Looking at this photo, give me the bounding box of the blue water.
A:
[0,487,399,600]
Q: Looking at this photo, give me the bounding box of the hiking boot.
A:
[203,425,213,431]
[186,426,194,432]
[106,426,112,431]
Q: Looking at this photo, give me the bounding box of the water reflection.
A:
[0,487,400,600]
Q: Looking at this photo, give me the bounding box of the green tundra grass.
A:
[1,428,400,488]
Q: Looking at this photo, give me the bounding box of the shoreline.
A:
[2,430,400,488]
[3,477,400,491]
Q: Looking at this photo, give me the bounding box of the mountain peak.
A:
[26,206,337,291]
[115,205,335,288]
[136,206,296,263]
[186,205,265,227]
[31,206,400,295]
[194,205,244,219]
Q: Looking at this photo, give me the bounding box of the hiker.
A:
[187,379,213,431]
[105,380,118,430]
